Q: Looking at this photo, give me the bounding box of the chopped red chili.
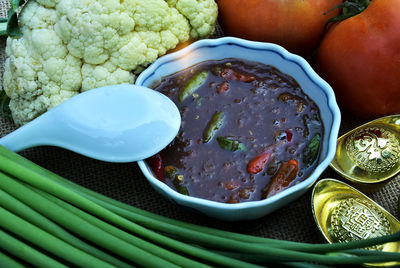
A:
[247,152,271,174]
[217,81,230,94]
[220,68,256,82]
[147,153,165,182]
[263,159,299,198]
[286,130,293,142]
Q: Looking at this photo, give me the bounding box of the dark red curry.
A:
[148,58,323,203]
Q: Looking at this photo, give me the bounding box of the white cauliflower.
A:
[3,0,218,125]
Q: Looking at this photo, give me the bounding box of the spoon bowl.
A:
[0,84,181,162]
[312,178,400,267]
[330,115,400,192]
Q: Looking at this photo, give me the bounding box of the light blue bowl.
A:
[136,37,341,221]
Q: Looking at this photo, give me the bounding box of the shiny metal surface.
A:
[330,115,400,192]
[312,178,400,267]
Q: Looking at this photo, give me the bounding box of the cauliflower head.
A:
[3,0,218,125]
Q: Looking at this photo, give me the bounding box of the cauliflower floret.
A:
[55,0,192,69]
[81,62,134,91]
[3,0,218,125]
[167,0,218,39]
[3,27,82,124]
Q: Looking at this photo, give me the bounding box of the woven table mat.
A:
[0,0,399,244]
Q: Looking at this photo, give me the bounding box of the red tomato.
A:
[317,0,400,118]
[216,0,342,55]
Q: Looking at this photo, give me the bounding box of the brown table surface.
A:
[1,0,399,246]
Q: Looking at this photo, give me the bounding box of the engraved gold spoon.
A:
[312,178,400,267]
[330,115,400,192]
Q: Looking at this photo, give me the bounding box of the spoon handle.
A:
[0,115,50,152]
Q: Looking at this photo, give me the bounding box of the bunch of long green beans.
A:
[0,145,399,268]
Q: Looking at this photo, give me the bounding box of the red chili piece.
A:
[264,159,299,198]
[285,130,293,142]
[147,153,165,182]
[247,152,271,174]
[217,81,230,94]
[220,68,256,82]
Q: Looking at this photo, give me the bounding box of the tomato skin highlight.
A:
[216,0,342,55]
[316,0,400,118]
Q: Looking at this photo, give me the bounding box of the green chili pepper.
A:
[165,166,178,179]
[216,137,246,152]
[203,111,225,143]
[303,133,321,166]
[178,70,208,102]
[173,175,189,196]
[165,166,189,196]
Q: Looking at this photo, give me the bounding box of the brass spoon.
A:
[330,115,400,192]
[312,178,400,267]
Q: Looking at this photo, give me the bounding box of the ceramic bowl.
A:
[136,37,341,221]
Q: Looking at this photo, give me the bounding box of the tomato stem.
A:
[325,0,370,24]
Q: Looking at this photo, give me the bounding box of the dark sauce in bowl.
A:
[149,58,323,203]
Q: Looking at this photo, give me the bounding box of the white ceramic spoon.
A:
[0,84,181,162]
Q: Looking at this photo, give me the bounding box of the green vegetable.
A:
[0,250,25,268]
[303,133,321,166]
[0,18,7,36]
[0,204,111,267]
[0,188,132,268]
[217,136,246,151]
[6,8,21,37]
[0,0,28,37]
[172,174,189,196]
[0,145,400,267]
[0,90,12,120]
[165,165,178,179]
[178,70,208,102]
[203,111,225,143]
[0,229,66,268]
[165,166,189,195]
